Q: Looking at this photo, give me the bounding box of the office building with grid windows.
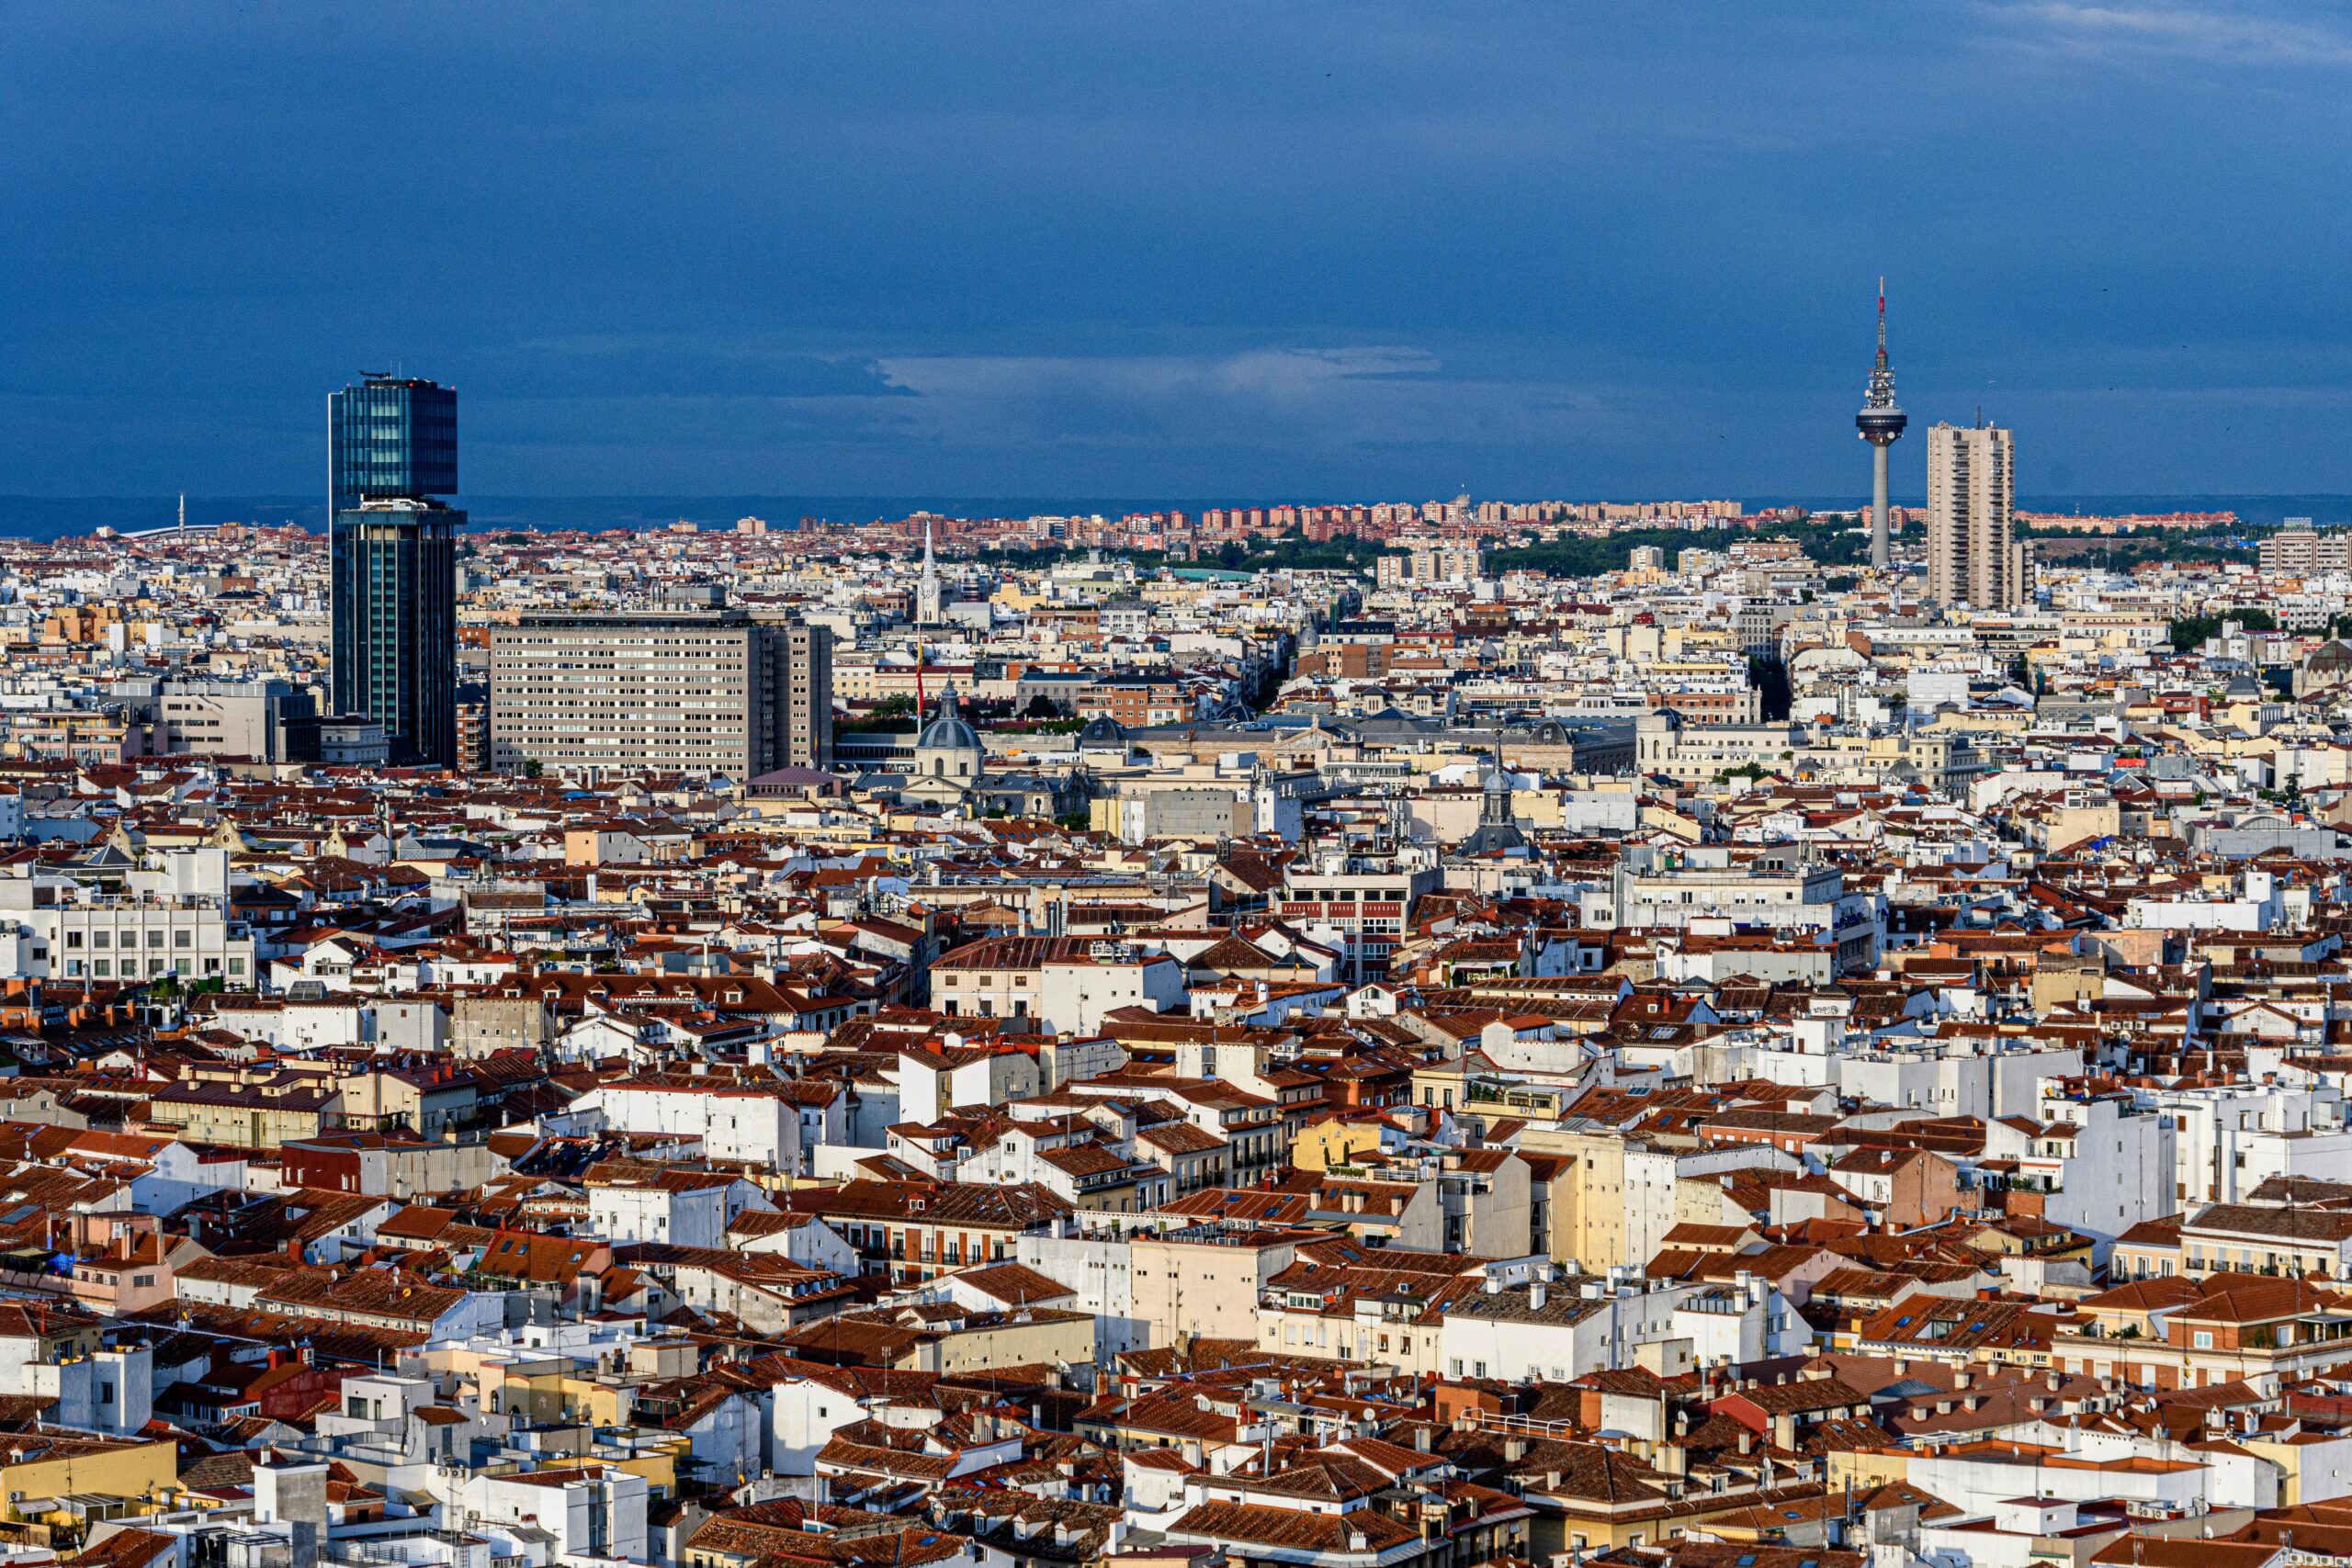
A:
[489,610,833,782]
[328,375,461,767]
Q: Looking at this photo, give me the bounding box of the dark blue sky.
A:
[6,2,2350,502]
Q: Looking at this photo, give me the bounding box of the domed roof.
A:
[1078,714,1125,746]
[917,693,981,752]
[2309,640,2352,671]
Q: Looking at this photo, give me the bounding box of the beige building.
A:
[451,993,557,1059]
[1129,1225,1306,1346]
[1800,729,1988,796]
[490,608,831,780]
[903,1307,1095,1373]
[772,619,832,769]
[149,678,311,762]
[148,1078,341,1148]
[1374,540,1485,588]
[335,1063,479,1138]
[2261,528,2352,576]
[1524,1128,1628,1269]
[1926,421,2028,609]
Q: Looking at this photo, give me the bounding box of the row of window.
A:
[73,1268,156,1287]
[63,956,243,977]
[62,928,198,949]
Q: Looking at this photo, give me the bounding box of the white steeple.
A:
[916,515,944,626]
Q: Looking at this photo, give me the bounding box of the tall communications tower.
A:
[1857,280,1907,571]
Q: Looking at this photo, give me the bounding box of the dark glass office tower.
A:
[331,375,458,509]
[328,376,461,767]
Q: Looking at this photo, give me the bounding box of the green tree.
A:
[842,694,920,734]
[2169,608,2274,651]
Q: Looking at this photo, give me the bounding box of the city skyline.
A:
[12,6,2352,1547]
[9,4,2352,502]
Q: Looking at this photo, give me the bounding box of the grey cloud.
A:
[1988,1,2352,65]
[485,343,913,400]
[868,347,1601,453]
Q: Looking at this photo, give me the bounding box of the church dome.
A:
[2308,640,2352,674]
[918,696,981,752]
[1078,714,1125,747]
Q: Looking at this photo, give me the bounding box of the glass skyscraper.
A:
[328,376,461,767]
[331,375,458,509]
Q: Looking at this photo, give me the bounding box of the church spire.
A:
[1463,737,1528,854]
[916,516,944,626]
[1481,741,1511,825]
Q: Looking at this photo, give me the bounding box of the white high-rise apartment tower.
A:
[1926,421,2029,610]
